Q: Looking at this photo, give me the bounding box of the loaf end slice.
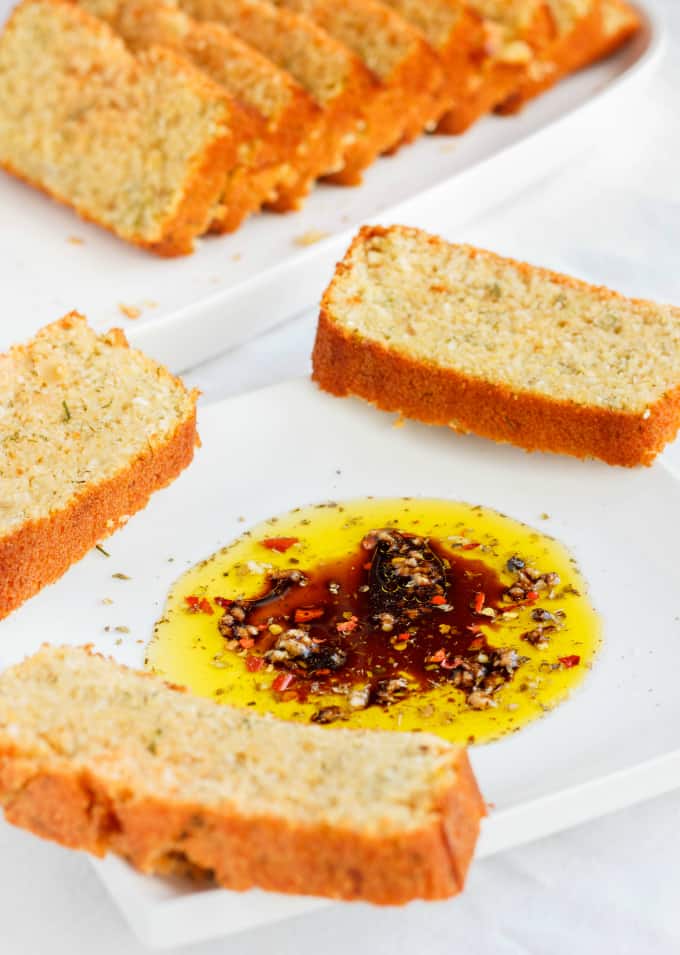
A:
[0,645,485,903]
[0,0,237,255]
[0,313,198,619]
[312,226,680,467]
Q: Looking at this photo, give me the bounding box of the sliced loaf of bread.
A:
[0,645,485,903]
[0,0,241,254]
[78,0,323,217]
[176,0,381,192]
[312,226,680,467]
[0,313,198,619]
[268,0,447,184]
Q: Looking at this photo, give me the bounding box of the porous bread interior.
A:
[378,0,461,49]
[470,0,593,34]
[324,227,680,414]
[81,0,295,121]
[0,645,459,833]
[269,0,420,81]
[0,0,229,243]
[0,314,195,536]
[380,0,593,52]
[176,0,352,104]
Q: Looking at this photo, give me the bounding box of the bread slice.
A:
[268,0,447,185]
[312,226,680,467]
[176,0,381,193]
[78,0,323,219]
[0,313,198,620]
[0,645,485,903]
[495,0,641,116]
[0,0,240,254]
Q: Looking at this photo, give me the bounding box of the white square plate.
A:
[0,2,663,372]
[1,378,680,947]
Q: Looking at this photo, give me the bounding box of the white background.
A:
[2,0,680,951]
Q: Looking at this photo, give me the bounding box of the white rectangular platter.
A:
[0,2,663,372]
[1,378,680,948]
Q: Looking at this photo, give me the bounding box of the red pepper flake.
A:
[473,591,485,613]
[245,655,264,672]
[272,672,295,692]
[431,595,447,606]
[467,624,482,633]
[185,595,213,615]
[427,649,446,664]
[396,632,411,642]
[239,636,255,649]
[468,637,485,650]
[214,596,233,609]
[441,655,462,670]
[559,655,581,669]
[294,607,324,623]
[363,562,372,570]
[526,590,539,602]
[462,541,480,550]
[337,615,358,634]
[260,537,299,553]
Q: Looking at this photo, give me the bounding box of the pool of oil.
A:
[147,498,601,745]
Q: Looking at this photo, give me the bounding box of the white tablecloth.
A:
[2,1,680,951]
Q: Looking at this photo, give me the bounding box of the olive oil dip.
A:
[147,498,601,745]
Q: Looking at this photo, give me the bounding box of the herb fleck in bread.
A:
[268,0,447,184]
[312,226,680,467]
[176,0,381,192]
[0,313,198,620]
[0,645,485,903]
[0,0,238,255]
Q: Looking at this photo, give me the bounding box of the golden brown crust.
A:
[496,0,641,115]
[311,226,680,468]
[0,313,199,619]
[0,741,483,903]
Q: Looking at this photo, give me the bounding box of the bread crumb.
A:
[118,304,142,320]
[67,236,84,245]
[393,416,406,429]
[295,230,330,247]
[143,300,159,309]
